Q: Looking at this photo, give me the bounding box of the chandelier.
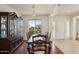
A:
[32,4,36,17]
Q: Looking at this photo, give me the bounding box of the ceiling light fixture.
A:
[32,4,36,17]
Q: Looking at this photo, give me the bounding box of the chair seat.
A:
[33,46,45,54]
[34,46,45,51]
[34,51,45,54]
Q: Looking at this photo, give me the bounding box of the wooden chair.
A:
[32,34,50,54]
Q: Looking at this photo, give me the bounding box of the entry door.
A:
[55,21,66,39]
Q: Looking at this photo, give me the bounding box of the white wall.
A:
[70,17,77,40]
[22,15,49,40]
[70,16,79,40]
[48,16,55,40]
[77,18,79,35]
[49,15,71,40]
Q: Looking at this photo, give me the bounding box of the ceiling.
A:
[8,4,56,16]
[0,4,79,16]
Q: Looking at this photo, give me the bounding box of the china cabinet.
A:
[0,12,23,53]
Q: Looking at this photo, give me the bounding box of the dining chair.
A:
[32,34,50,54]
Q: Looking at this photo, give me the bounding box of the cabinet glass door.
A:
[18,19,23,37]
[1,16,7,38]
[10,16,15,38]
[16,18,23,37]
[14,19,18,36]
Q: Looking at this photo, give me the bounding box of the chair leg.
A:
[27,47,31,54]
[49,46,51,54]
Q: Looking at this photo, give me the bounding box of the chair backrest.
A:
[32,34,47,54]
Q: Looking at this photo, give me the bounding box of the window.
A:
[28,19,42,34]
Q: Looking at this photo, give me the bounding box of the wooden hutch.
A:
[0,12,23,53]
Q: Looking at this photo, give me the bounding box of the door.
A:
[55,21,66,39]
